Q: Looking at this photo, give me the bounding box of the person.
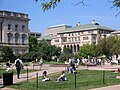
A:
[6,61,12,73]
[14,56,23,79]
[111,68,120,73]
[42,71,50,81]
[39,57,43,70]
[57,71,67,82]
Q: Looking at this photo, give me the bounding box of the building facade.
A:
[0,10,30,54]
[41,21,116,53]
[44,24,72,36]
[30,32,41,38]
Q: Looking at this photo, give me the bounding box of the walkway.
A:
[1,64,120,90]
[0,64,65,90]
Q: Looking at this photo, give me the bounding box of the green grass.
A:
[8,70,120,90]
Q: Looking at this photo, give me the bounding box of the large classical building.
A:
[38,21,116,53]
[0,10,30,54]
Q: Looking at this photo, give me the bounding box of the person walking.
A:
[39,57,43,70]
[14,56,23,79]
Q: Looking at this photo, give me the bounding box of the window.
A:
[83,37,89,40]
[72,33,73,36]
[72,38,74,41]
[78,32,80,35]
[78,37,80,41]
[75,37,77,41]
[8,24,11,30]
[88,30,92,33]
[15,33,19,44]
[93,36,96,40]
[15,25,18,31]
[22,25,25,31]
[55,39,59,42]
[69,33,70,36]
[22,34,25,44]
[7,33,12,44]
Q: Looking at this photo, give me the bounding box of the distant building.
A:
[38,20,116,53]
[30,32,41,38]
[0,10,30,54]
[44,24,72,36]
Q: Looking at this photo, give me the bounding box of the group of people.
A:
[42,70,67,82]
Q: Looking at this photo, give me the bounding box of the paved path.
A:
[1,64,120,90]
[0,64,65,90]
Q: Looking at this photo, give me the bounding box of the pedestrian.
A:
[39,57,43,70]
[14,56,23,79]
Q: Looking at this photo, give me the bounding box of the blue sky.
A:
[0,0,120,35]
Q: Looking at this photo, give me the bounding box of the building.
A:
[30,32,41,38]
[0,10,30,54]
[44,24,72,36]
[39,21,116,53]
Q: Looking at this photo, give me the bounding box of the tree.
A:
[29,35,38,52]
[1,46,15,62]
[78,44,93,58]
[34,0,120,13]
[59,47,74,62]
[97,35,120,60]
[36,39,61,62]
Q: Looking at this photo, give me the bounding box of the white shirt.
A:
[15,58,23,65]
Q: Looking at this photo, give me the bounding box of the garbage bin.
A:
[3,72,13,86]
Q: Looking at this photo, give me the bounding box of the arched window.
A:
[15,33,19,44]
[7,33,12,44]
[22,34,26,44]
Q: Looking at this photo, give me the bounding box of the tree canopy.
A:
[35,0,120,13]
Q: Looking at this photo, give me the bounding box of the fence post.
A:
[36,72,38,90]
[27,65,28,82]
[33,64,34,70]
[103,70,105,84]
[74,71,77,88]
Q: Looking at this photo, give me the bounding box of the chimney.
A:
[92,20,99,25]
[76,22,80,26]
[92,20,96,24]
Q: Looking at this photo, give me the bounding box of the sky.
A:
[0,0,120,35]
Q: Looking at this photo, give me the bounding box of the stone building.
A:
[0,10,30,54]
[39,21,116,53]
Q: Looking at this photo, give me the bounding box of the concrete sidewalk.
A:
[0,64,65,90]
[1,64,120,90]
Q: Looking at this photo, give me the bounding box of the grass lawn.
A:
[7,70,120,90]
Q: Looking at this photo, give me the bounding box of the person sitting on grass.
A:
[57,71,67,82]
[42,71,50,81]
[111,68,120,73]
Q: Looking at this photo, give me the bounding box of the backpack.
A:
[16,60,21,68]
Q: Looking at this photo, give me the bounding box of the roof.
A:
[47,24,71,29]
[58,24,116,34]
[37,34,57,41]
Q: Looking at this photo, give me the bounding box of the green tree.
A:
[78,44,94,58]
[36,39,61,62]
[1,46,15,62]
[97,35,120,60]
[59,47,74,62]
[29,35,38,52]
[34,0,120,13]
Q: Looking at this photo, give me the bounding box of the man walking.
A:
[14,56,23,79]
